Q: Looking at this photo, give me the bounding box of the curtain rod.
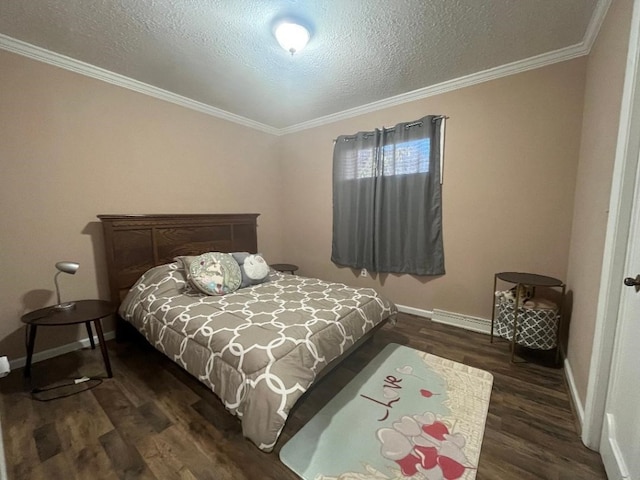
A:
[333,115,449,143]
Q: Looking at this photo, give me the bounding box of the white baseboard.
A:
[600,413,630,479]
[432,308,492,335]
[8,331,116,370]
[564,357,585,429]
[396,304,434,319]
[396,304,491,335]
[395,305,492,335]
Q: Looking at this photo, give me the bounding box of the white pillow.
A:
[232,252,270,288]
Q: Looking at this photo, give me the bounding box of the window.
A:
[341,138,431,179]
[331,115,445,276]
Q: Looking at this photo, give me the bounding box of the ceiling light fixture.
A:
[274,21,310,55]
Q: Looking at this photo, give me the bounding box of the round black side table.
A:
[21,299,116,378]
[271,263,299,274]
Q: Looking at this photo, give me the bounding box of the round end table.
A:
[271,263,299,274]
[21,299,116,378]
[490,272,565,364]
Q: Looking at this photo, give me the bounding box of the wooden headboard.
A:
[98,214,259,304]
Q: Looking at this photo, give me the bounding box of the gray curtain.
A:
[331,115,445,275]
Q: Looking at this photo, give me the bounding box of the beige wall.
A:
[0,6,629,398]
[280,59,586,320]
[0,50,284,360]
[566,0,632,404]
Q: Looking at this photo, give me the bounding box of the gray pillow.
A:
[174,255,198,272]
[232,252,271,288]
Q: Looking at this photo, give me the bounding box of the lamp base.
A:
[54,302,76,311]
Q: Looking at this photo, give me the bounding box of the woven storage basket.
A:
[495,298,559,350]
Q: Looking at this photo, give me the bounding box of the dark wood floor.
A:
[0,313,605,480]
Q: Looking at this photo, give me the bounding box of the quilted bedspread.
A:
[119,263,397,451]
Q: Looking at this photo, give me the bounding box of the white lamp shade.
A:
[275,22,310,54]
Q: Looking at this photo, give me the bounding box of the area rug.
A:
[280,343,493,480]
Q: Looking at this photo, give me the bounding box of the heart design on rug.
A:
[414,445,438,469]
[422,421,450,441]
[395,453,420,476]
[420,389,434,398]
[383,386,400,399]
[396,365,413,375]
[392,416,421,436]
[438,456,466,480]
[378,428,411,459]
[438,439,470,463]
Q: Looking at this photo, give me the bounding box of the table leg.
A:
[85,322,95,349]
[490,274,498,343]
[510,284,522,363]
[24,325,38,378]
[555,284,566,365]
[93,319,112,378]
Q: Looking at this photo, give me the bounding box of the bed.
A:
[98,213,397,451]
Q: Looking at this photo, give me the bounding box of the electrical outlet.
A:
[360,268,368,277]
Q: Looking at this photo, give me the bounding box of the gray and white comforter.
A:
[119,263,396,451]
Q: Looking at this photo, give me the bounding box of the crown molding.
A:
[278,42,589,135]
[583,0,612,53]
[279,0,611,135]
[0,34,279,136]
[1,0,611,137]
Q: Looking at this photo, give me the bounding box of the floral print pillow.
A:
[188,252,242,295]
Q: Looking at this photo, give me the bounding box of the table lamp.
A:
[54,261,79,310]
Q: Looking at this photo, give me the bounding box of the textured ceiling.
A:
[0,0,600,130]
